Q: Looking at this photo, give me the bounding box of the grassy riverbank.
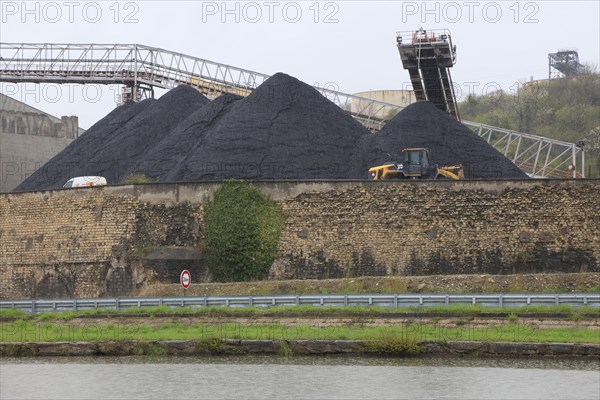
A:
[2,304,599,320]
[1,320,598,344]
[1,307,598,344]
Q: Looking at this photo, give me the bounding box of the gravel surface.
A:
[139,273,600,297]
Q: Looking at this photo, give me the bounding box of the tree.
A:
[458,70,600,176]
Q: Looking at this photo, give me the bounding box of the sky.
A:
[1,0,599,129]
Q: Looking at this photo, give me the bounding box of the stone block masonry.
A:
[272,181,600,279]
[1,180,599,299]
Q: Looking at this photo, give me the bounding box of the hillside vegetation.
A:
[458,71,600,177]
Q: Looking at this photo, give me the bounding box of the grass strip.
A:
[1,320,598,344]
[2,304,598,321]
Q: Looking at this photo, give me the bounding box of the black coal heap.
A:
[15,74,528,191]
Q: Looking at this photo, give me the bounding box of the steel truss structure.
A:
[0,43,585,178]
[548,49,585,79]
[0,43,398,130]
[463,121,585,178]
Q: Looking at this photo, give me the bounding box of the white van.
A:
[63,176,108,188]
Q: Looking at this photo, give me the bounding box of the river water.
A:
[1,356,599,400]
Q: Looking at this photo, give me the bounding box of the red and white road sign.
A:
[180,269,191,289]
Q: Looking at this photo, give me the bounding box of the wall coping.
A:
[3,179,600,203]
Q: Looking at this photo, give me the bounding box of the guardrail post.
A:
[498,295,503,308]
[472,297,476,305]
[555,295,559,306]
[138,301,141,308]
[159,298,163,307]
[203,297,207,307]
[393,295,397,308]
[53,302,56,311]
[31,300,36,314]
[116,298,120,310]
[320,297,324,306]
[296,296,299,306]
[368,297,372,305]
[419,297,423,306]
[445,296,449,306]
[249,296,253,307]
[527,296,531,305]
[583,296,588,305]
[225,299,229,307]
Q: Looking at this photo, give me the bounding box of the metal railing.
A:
[0,43,399,130]
[463,121,585,178]
[1,294,598,313]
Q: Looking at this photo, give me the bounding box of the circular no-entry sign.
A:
[180,269,191,289]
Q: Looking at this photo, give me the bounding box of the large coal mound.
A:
[15,72,529,192]
[362,102,529,179]
[16,99,153,191]
[16,85,208,191]
[131,93,243,182]
[174,72,370,181]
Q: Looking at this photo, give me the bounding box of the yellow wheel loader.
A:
[369,148,464,180]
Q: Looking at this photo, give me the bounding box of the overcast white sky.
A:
[1,0,599,129]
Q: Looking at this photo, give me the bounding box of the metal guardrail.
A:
[1,294,598,313]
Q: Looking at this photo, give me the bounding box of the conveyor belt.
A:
[397,29,460,120]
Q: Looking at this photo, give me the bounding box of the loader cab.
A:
[401,148,431,178]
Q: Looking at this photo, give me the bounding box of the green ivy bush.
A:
[203,181,285,282]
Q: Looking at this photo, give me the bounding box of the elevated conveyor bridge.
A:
[0,43,399,131]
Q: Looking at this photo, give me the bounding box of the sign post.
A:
[180,269,191,297]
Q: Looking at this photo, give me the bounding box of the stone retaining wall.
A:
[1,180,599,298]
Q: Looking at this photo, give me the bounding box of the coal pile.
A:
[16,85,208,191]
[78,85,208,184]
[15,72,528,192]
[16,99,154,191]
[131,93,243,182]
[361,102,529,179]
[172,73,370,181]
